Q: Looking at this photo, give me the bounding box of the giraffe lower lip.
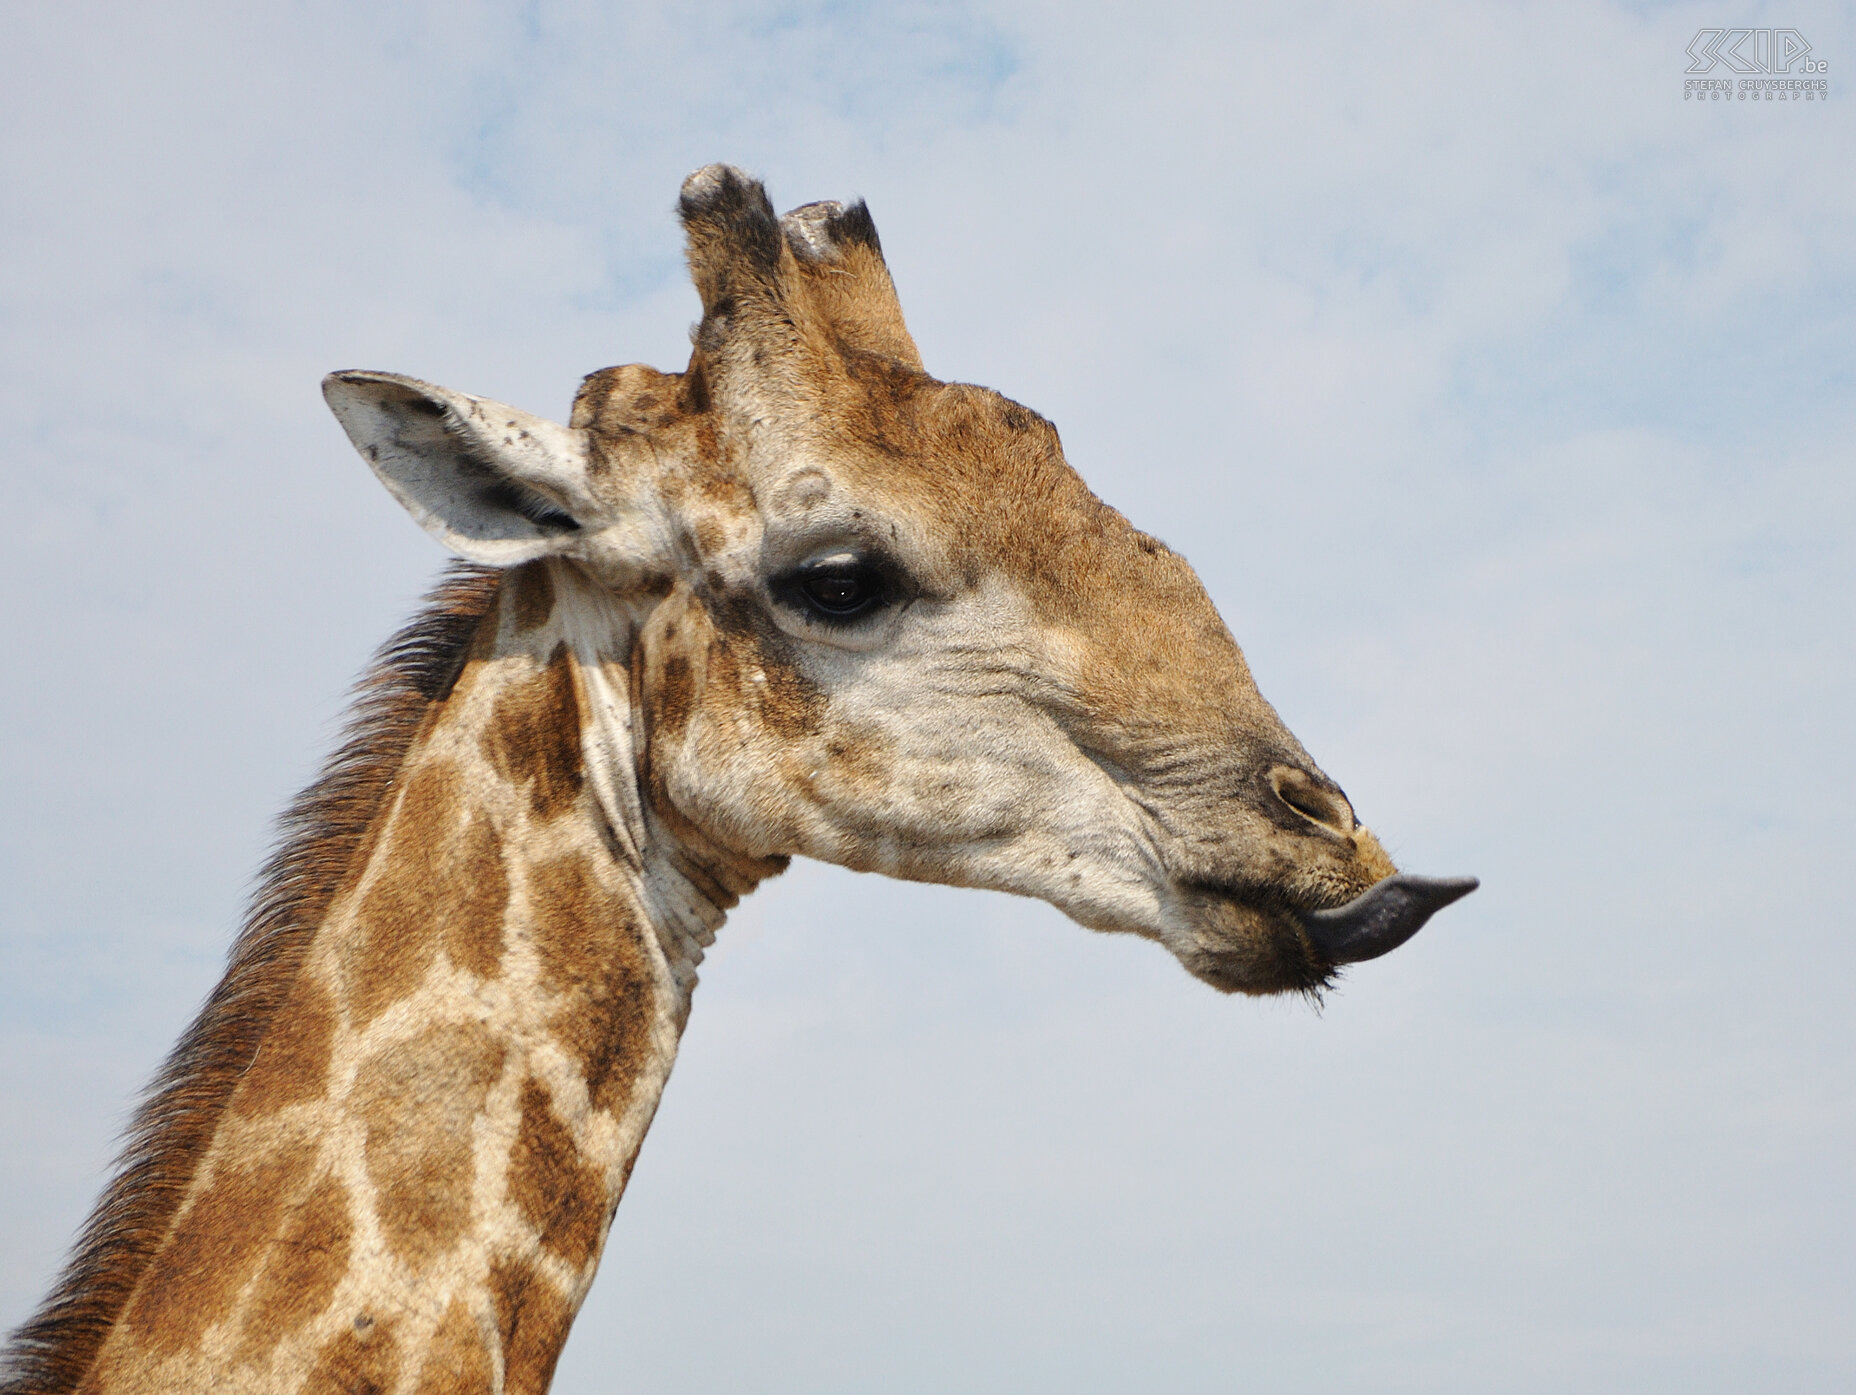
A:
[1300,873,1478,965]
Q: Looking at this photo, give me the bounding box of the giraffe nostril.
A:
[1268,765,1356,837]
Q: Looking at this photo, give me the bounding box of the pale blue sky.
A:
[3,3,1852,1391]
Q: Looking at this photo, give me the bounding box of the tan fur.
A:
[487,1258,575,1395]
[234,1174,353,1359]
[3,567,503,1395]
[413,1300,492,1393]
[481,656,584,822]
[356,1023,507,1270]
[29,572,707,1394]
[302,1321,399,1395]
[510,563,556,635]
[505,1081,608,1270]
[119,1140,321,1357]
[5,168,1429,1395]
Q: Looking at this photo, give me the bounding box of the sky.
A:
[2,2,1852,1391]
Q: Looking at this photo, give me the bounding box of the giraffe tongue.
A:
[1302,874,1478,965]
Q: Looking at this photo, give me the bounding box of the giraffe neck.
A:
[41,562,774,1395]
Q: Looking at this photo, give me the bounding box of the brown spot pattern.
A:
[481,652,585,822]
[346,761,509,1029]
[749,648,820,742]
[302,1318,399,1395]
[506,1080,609,1270]
[412,1299,493,1394]
[236,1176,353,1360]
[571,362,687,433]
[524,856,656,1113]
[489,1260,575,1395]
[0,570,505,1395]
[651,651,695,739]
[509,562,555,635]
[665,598,821,746]
[355,1024,505,1271]
[443,812,510,980]
[123,1141,318,1355]
[232,974,337,1118]
[816,729,896,807]
[692,515,727,556]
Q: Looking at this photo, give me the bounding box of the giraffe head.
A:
[325,165,1472,997]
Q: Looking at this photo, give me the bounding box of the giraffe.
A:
[2,166,1475,1395]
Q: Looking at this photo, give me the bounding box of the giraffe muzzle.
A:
[1301,874,1479,965]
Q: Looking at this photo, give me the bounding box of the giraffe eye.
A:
[779,552,892,622]
[804,570,867,612]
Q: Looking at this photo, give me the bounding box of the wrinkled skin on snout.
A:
[326,166,1473,997]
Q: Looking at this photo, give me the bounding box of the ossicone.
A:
[678,164,785,319]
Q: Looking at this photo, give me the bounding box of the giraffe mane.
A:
[0,563,505,1395]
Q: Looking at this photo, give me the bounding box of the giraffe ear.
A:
[323,371,601,566]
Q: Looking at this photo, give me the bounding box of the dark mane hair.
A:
[0,564,503,1394]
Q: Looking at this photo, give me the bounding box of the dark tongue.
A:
[1302,874,1478,965]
